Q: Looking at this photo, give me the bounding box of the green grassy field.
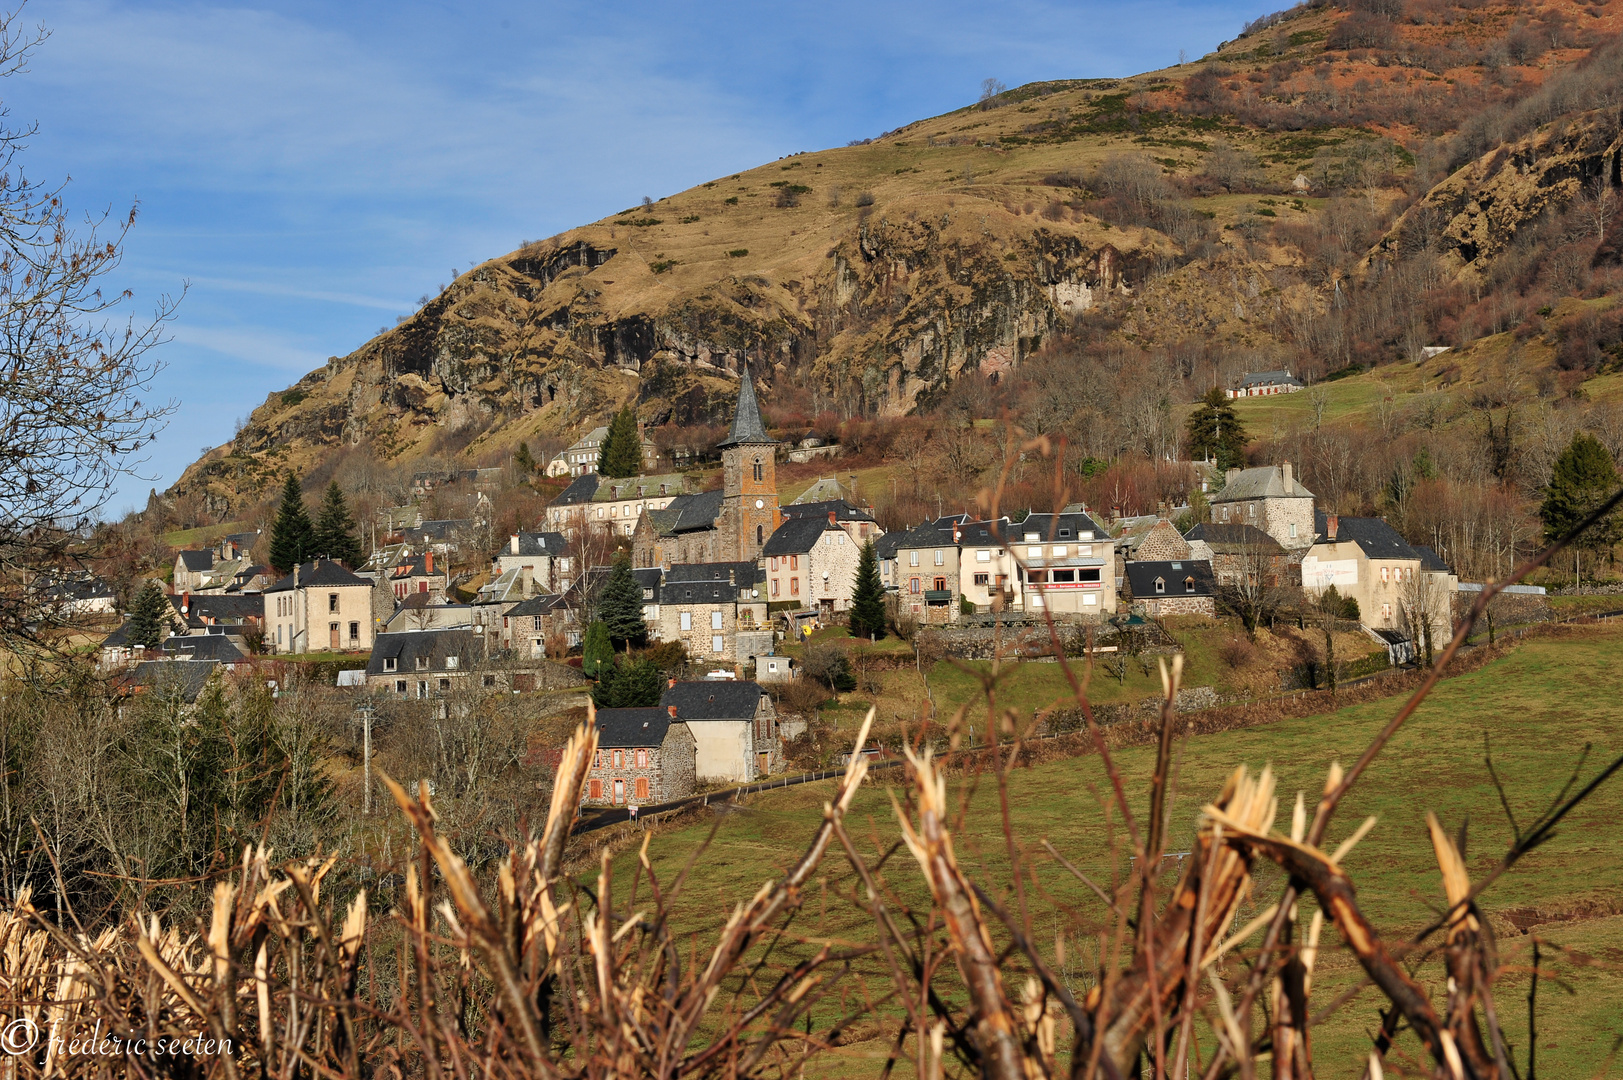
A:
[599,625,1623,1077]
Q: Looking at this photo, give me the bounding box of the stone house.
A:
[1123,560,1217,617]
[892,519,964,623]
[1132,517,1193,561]
[492,592,566,659]
[264,559,377,654]
[1209,463,1316,550]
[762,512,862,614]
[656,562,770,666]
[365,628,483,698]
[584,707,697,806]
[1184,522,1295,588]
[381,551,451,603]
[547,473,690,539]
[660,680,782,782]
[490,531,571,591]
[780,499,883,547]
[173,550,216,592]
[1226,370,1304,398]
[545,423,659,478]
[1014,511,1115,619]
[1302,513,1455,640]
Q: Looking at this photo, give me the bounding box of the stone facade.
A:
[584,721,696,806]
[1210,463,1316,550]
[1133,519,1192,561]
[764,517,863,613]
[655,563,768,666]
[1139,594,1216,617]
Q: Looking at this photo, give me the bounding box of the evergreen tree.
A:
[514,441,536,475]
[591,656,663,708]
[127,580,171,650]
[597,405,643,478]
[268,472,316,575]
[1542,432,1622,557]
[581,621,615,678]
[847,538,887,640]
[1186,387,1247,470]
[312,480,364,568]
[598,554,648,648]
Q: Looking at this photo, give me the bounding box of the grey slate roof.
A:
[1183,522,1285,554]
[661,680,764,721]
[127,660,220,703]
[781,499,876,524]
[265,559,374,593]
[366,628,482,677]
[1315,512,1419,561]
[1015,512,1110,543]
[162,635,247,664]
[177,550,215,572]
[554,474,602,505]
[506,593,564,618]
[413,519,473,542]
[1413,545,1453,573]
[883,518,960,558]
[506,531,568,556]
[1125,560,1216,599]
[660,563,762,604]
[632,568,663,599]
[596,707,677,748]
[718,365,773,447]
[175,594,265,622]
[762,516,840,556]
[1212,465,1314,503]
[661,489,726,533]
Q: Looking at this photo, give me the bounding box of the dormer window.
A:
[1024,532,1039,542]
[1185,577,1196,594]
[1060,528,1073,537]
[446,655,458,669]
[416,655,428,670]
[384,657,397,672]
[1154,577,1166,594]
[1080,531,1092,540]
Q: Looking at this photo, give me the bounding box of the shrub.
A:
[724,196,739,205]
[1218,636,1257,669]
[801,644,857,692]
[854,191,875,207]
[727,249,749,258]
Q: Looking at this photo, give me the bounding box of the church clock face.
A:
[755,499,764,509]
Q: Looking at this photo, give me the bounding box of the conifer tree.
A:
[268,472,316,575]
[1186,387,1247,471]
[848,538,887,640]
[312,480,364,568]
[1542,431,1622,578]
[514,441,536,475]
[598,553,648,648]
[127,580,171,650]
[591,656,662,708]
[581,621,615,678]
[597,406,643,478]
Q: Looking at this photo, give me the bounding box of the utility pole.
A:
[358,699,376,815]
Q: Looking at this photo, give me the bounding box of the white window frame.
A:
[710,611,724,629]
[711,635,725,654]
[680,611,692,631]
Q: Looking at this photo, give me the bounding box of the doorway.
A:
[329,622,340,650]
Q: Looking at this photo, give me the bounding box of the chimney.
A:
[294,564,300,588]
[1327,514,1339,541]
[1225,467,1240,485]
[181,591,189,615]
[510,533,519,554]
[425,551,434,574]
[1282,460,1294,492]
[828,510,837,526]
[728,567,736,586]
[667,704,678,718]
[668,677,677,689]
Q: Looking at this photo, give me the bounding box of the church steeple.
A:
[718,365,772,447]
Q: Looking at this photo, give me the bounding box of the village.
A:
[77,366,1550,815]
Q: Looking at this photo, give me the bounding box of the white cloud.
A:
[167,323,325,373]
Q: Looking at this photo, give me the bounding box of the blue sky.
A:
[9,0,1262,516]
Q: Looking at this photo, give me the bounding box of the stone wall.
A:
[1144,595,1216,618]
[585,723,697,805]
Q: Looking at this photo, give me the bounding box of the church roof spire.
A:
[718,364,772,447]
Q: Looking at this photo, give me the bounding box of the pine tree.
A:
[848,538,887,640]
[514,441,536,475]
[581,621,615,678]
[597,406,643,478]
[1542,431,1622,554]
[312,480,364,568]
[1186,387,1247,470]
[592,656,663,708]
[268,472,316,575]
[598,554,648,648]
[127,580,171,650]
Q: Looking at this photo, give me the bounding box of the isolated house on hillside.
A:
[1209,463,1315,550]
[1227,370,1304,398]
[660,679,781,782]
[584,708,697,805]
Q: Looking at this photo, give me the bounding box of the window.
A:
[418,581,428,593]
[1024,532,1039,542]
[1185,577,1196,594]
[349,622,359,642]
[1154,577,1166,594]
[483,675,496,687]
[770,557,778,571]
[1381,567,1390,583]
[909,551,919,566]
[395,679,407,693]
[613,750,624,768]
[594,750,603,767]
[791,577,800,596]
[417,681,428,698]
[790,555,798,571]
[976,549,991,563]
[329,593,339,613]
[446,655,459,669]
[771,579,779,596]
[973,573,989,586]
[1079,531,1092,540]
[384,657,397,672]
[533,615,544,631]
[416,655,428,670]
[438,678,449,691]
[635,749,648,768]
[910,577,920,594]
[1403,567,1413,582]
[1289,523,1298,538]
[1052,569,1076,583]
[710,611,724,629]
[756,524,764,545]
[934,576,946,591]
[1381,603,1392,623]
[934,549,943,566]
[643,587,654,600]
[712,635,724,654]
[753,458,763,482]
[1080,568,1102,583]
[1028,546,1042,558]
[680,611,692,630]
[613,779,625,803]
[1084,594,1097,606]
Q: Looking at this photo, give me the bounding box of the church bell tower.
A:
[718,365,779,561]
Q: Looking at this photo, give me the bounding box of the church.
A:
[631,369,782,569]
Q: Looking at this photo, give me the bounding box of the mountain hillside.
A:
[172,0,1623,519]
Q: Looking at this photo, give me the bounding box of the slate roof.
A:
[554,474,602,505]
[762,516,842,556]
[413,519,472,542]
[1183,522,1285,554]
[661,680,764,721]
[1125,560,1216,599]
[596,707,677,748]
[955,518,1015,547]
[162,635,247,664]
[126,660,220,703]
[506,593,564,618]
[632,568,663,600]
[1015,512,1110,543]
[177,550,215,572]
[653,489,725,534]
[883,518,961,558]
[591,474,688,501]
[1414,545,1453,573]
[265,559,375,593]
[1314,512,1419,561]
[660,563,762,604]
[366,628,482,677]
[791,477,853,504]
[1237,370,1304,389]
[42,575,115,603]
[781,499,876,523]
[1212,465,1315,502]
[504,531,568,557]
[175,594,265,622]
[718,365,773,447]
